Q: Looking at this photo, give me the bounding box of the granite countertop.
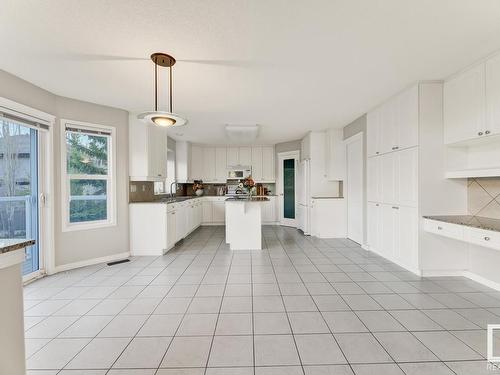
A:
[311,196,344,199]
[225,197,270,202]
[423,215,500,233]
[0,239,35,254]
[131,195,275,204]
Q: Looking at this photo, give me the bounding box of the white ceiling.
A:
[2,0,500,144]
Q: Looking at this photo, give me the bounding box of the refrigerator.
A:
[297,159,311,235]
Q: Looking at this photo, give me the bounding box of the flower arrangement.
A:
[242,176,255,196]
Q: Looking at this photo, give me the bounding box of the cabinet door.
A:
[396,85,419,150]
[367,202,381,252]
[202,201,213,223]
[147,125,167,179]
[212,202,225,222]
[215,147,227,182]
[167,211,176,248]
[367,108,381,157]
[380,153,398,205]
[444,63,486,144]
[397,147,418,207]
[202,147,216,182]
[367,156,381,202]
[251,146,263,181]
[397,206,418,269]
[262,146,275,181]
[380,100,398,154]
[239,147,252,166]
[381,204,396,259]
[227,147,239,167]
[486,54,500,137]
[175,207,186,241]
[190,145,203,180]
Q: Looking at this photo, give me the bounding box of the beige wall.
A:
[467,177,500,219]
[0,70,129,269]
[343,115,367,245]
[275,139,301,173]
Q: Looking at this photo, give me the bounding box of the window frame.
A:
[61,119,116,232]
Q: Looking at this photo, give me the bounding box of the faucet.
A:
[170,181,178,197]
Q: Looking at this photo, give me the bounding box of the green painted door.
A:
[283,158,295,219]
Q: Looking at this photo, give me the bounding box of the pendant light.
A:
[138,53,188,127]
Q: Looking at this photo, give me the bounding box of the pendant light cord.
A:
[154,59,158,112]
[169,57,173,113]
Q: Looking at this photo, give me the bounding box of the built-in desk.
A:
[0,239,35,375]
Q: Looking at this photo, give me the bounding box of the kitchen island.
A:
[0,238,35,375]
[225,197,269,250]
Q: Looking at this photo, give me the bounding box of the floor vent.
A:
[107,259,130,266]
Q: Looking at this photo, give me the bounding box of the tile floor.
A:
[23,225,500,374]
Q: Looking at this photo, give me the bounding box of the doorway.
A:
[277,151,299,227]
[345,133,364,244]
[0,106,51,281]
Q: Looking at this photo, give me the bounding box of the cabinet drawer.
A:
[424,219,464,240]
[467,227,500,250]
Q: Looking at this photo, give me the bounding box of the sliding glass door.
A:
[0,118,40,276]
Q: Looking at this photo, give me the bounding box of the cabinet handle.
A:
[484,236,490,241]
[375,203,379,206]
[485,130,491,135]
[437,226,443,230]
[478,131,484,136]
[392,206,399,210]
[392,146,399,150]
[376,151,380,155]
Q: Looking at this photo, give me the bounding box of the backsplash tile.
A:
[468,177,500,219]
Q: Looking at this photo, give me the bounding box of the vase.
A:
[195,189,204,196]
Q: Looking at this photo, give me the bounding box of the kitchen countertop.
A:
[0,239,35,254]
[130,195,275,204]
[423,215,500,233]
[311,196,344,199]
[225,197,270,202]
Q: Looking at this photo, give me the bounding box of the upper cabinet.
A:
[486,54,500,137]
[367,85,419,156]
[129,115,167,181]
[325,129,346,181]
[185,144,275,182]
[444,64,486,144]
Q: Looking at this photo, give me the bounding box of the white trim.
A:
[277,150,300,227]
[0,97,55,125]
[60,119,117,232]
[344,132,364,245]
[420,269,465,277]
[463,271,500,291]
[50,251,130,274]
[0,249,26,270]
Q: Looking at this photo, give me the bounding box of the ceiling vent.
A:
[224,125,259,144]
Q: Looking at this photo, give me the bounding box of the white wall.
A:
[0,69,129,270]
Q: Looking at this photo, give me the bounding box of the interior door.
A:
[346,134,363,244]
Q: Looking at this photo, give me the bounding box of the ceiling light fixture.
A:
[138,53,188,127]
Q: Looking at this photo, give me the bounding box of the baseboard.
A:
[51,251,130,274]
[364,247,421,276]
[130,250,164,256]
[463,271,500,291]
[420,269,465,277]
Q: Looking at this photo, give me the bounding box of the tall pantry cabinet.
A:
[366,83,466,274]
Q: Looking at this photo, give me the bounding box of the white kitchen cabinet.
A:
[129,116,167,181]
[202,147,216,182]
[380,99,398,155]
[202,201,213,223]
[176,141,191,183]
[167,210,176,249]
[227,147,239,167]
[485,53,500,138]
[367,202,382,252]
[396,206,418,269]
[396,85,419,150]
[215,147,227,182]
[175,203,187,240]
[367,156,381,202]
[380,152,398,205]
[212,202,226,223]
[239,147,252,166]
[367,108,381,157]
[325,129,346,181]
[397,147,418,207]
[251,146,263,181]
[444,63,486,144]
[190,145,203,181]
[261,196,277,223]
[310,198,347,238]
[262,146,275,182]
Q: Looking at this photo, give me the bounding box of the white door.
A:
[277,151,299,227]
[345,133,363,244]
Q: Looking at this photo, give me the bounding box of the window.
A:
[61,120,116,231]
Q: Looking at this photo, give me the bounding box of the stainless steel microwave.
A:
[227,167,251,180]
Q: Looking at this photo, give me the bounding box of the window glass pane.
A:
[66,131,108,175]
[69,179,107,223]
[283,159,295,219]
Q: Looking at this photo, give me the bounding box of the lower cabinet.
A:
[262,196,277,223]
[367,202,418,271]
[167,210,176,250]
[212,202,226,223]
[310,198,347,238]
